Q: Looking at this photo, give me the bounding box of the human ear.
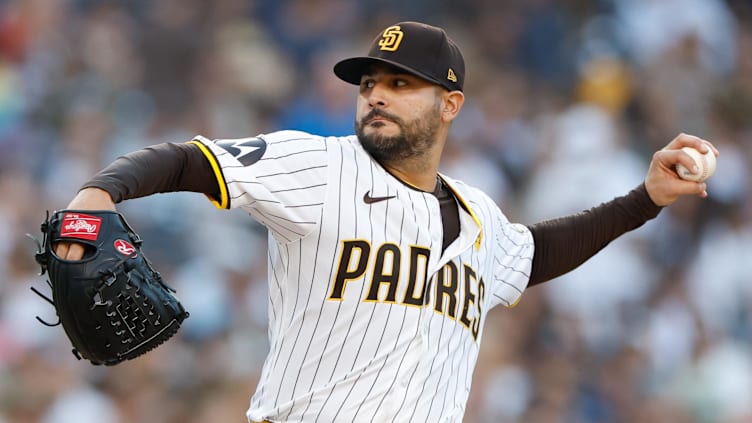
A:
[441,90,464,122]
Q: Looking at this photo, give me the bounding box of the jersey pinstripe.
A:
[191,130,534,423]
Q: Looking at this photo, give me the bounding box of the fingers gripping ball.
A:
[30,210,189,366]
[675,146,716,182]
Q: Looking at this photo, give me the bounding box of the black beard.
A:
[355,107,441,165]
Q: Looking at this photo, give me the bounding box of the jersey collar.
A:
[438,173,483,250]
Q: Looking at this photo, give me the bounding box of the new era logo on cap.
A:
[334,21,465,92]
[447,68,457,82]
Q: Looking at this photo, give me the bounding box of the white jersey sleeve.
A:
[446,178,534,309]
[190,130,329,243]
[488,210,534,308]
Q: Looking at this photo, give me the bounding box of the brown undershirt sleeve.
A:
[526,183,662,286]
[80,142,219,203]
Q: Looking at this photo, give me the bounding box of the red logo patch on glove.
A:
[114,239,137,257]
[61,213,102,241]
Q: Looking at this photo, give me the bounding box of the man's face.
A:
[355,64,444,164]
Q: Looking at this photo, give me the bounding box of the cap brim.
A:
[334,57,443,88]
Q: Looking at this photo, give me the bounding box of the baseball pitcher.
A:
[49,21,718,422]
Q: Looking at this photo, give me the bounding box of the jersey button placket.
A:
[415,304,431,356]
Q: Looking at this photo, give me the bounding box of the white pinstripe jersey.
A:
[191,130,534,423]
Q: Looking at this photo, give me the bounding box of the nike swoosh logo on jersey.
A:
[363,191,396,204]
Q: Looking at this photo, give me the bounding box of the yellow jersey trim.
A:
[509,296,523,308]
[188,140,229,209]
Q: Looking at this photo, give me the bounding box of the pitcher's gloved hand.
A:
[30,210,189,366]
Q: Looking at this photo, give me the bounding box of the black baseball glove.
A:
[30,210,189,366]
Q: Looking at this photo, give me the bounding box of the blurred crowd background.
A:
[1,0,751,422]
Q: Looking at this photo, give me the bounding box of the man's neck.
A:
[379,146,444,191]
[382,163,439,192]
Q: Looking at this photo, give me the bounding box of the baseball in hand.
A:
[675,146,716,182]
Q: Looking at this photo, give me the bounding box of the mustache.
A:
[361,109,402,126]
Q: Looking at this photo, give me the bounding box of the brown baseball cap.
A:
[334,21,465,92]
